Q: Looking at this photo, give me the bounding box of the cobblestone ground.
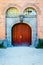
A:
[0,47,43,65]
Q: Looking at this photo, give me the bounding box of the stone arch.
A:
[6,7,20,17]
[23,7,37,17]
[22,3,41,15]
[3,4,21,15]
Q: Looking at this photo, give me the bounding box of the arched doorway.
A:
[5,7,38,47]
[12,23,32,46]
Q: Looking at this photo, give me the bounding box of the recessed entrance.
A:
[12,23,32,46]
[5,7,38,47]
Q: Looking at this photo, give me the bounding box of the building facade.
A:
[0,0,43,47]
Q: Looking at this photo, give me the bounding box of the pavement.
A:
[0,47,43,65]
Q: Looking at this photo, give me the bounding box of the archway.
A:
[5,7,38,47]
[12,23,32,46]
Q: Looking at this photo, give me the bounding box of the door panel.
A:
[12,23,31,46]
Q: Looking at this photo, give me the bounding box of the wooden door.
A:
[12,23,32,46]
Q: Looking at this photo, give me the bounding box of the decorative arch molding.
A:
[6,7,20,18]
[3,3,22,15]
[23,7,37,17]
[22,3,41,15]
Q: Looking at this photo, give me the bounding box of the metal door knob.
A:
[20,35,23,39]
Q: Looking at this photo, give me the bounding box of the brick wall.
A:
[0,0,43,39]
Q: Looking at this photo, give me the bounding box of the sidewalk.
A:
[0,47,43,65]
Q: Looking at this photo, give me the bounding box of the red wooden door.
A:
[12,23,32,46]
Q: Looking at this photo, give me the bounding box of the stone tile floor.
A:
[0,47,43,65]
